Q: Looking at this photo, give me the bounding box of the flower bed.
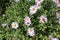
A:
[0,0,60,40]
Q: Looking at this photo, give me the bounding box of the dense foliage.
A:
[0,0,60,40]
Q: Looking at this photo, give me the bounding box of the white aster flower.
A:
[39,15,47,23]
[35,3,41,9]
[14,0,19,3]
[35,0,44,4]
[24,16,31,26]
[29,5,37,15]
[24,16,31,22]
[28,28,35,36]
[11,22,19,29]
[51,38,59,40]
[1,23,7,27]
[56,12,60,19]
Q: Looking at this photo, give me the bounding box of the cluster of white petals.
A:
[11,22,19,29]
[24,16,31,26]
[39,15,47,23]
[29,0,44,15]
[28,28,35,36]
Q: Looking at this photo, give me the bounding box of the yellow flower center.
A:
[57,13,60,16]
[26,17,29,21]
[32,7,35,10]
[13,23,16,27]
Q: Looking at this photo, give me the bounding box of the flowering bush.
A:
[0,0,60,40]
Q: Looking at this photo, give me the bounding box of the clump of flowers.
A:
[29,5,38,15]
[0,0,59,40]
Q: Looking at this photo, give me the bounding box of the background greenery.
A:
[0,0,60,40]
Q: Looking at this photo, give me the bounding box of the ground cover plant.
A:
[0,0,60,40]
